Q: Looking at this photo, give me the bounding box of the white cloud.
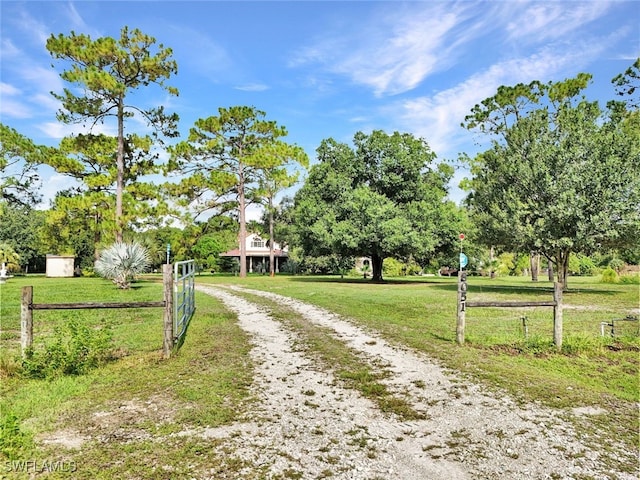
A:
[397,39,614,158]
[0,82,21,96]
[234,83,269,92]
[291,3,472,97]
[505,1,612,42]
[0,97,33,119]
[37,121,113,140]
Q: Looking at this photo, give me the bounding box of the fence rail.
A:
[457,271,563,349]
[20,263,194,360]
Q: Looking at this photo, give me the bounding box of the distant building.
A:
[219,233,288,273]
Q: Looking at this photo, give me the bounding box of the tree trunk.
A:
[115,98,125,243]
[555,249,570,290]
[547,259,554,282]
[268,197,275,277]
[530,252,539,282]
[371,253,383,282]
[238,162,247,278]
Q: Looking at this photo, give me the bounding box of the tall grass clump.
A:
[95,242,150,289]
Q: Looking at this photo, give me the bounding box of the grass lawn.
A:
[0,272,638,477]
[0,275,255,478]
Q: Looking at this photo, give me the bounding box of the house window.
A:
[251,238,265,248]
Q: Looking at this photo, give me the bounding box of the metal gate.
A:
[174,260,196,342]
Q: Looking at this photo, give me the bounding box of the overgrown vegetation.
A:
[21,319,115,378]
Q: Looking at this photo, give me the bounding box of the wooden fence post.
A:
[162,264,174,359]
[456,271,467,345]
[21,286,33,358]
[553,282,563,351]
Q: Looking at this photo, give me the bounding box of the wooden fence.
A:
[20,264,180,359]
[456,270,564,350]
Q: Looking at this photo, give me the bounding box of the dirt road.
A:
[193,284,637,480]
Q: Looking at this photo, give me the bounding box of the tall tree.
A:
[167,106,298,277]
[294,131,454,282]
[463,73,640,287]
[47,27,179,242]
[0,124,49,207]
[255,141,308,276]
[612,57,639,109]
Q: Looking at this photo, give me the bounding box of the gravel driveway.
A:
[193,284,637,480]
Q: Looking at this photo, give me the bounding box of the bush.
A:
[383,258,405,277]
[601,267,619,284]
[21,319,115,379]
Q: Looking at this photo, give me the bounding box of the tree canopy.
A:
[0,124,50,207]
[167,106,306,277]
[47,27,179,242]
[463,71,640,287]
[293,130,459,281]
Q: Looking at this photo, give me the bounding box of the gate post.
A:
[456,271,467,345]
[162,264,174,359]
[553,282,563,351]
[21,286,33,358]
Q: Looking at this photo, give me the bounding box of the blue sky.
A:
[1,1,638,216]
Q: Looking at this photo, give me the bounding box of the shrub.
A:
[383,258,405,277]
[95,242,150,289]
[601,267,619,284]
[21,319,115,379]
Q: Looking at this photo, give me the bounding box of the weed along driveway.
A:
[193,284,637,480]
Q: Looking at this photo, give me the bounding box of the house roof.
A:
[219,249,289,258]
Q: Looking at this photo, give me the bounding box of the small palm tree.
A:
[0,243,20,272]
[95,242,150,289]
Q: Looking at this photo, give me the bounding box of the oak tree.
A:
[294,131,455,282]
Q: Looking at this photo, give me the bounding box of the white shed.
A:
[46,255,75,277]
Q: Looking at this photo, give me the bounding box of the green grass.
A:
[0,275,255,479]
[0,273,638,477]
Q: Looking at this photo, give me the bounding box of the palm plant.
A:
[0,243,20,272]
[95,242,150,289]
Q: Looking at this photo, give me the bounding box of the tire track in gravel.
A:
[194,284,637,480]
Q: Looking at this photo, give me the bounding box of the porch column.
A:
[249,256,253,273]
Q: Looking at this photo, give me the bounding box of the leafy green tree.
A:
[463,73,640,287]
[0,203,46,272]
[167,106,298,277]
[46,133,169,259]
[47,27,179,242]
[294,130,454,282]
[0,124,50,207]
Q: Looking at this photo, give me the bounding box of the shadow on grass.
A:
[287,275,451,286]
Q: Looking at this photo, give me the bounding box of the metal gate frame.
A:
[174,260,196,342]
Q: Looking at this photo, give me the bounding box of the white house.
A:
[220,233,288,273]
